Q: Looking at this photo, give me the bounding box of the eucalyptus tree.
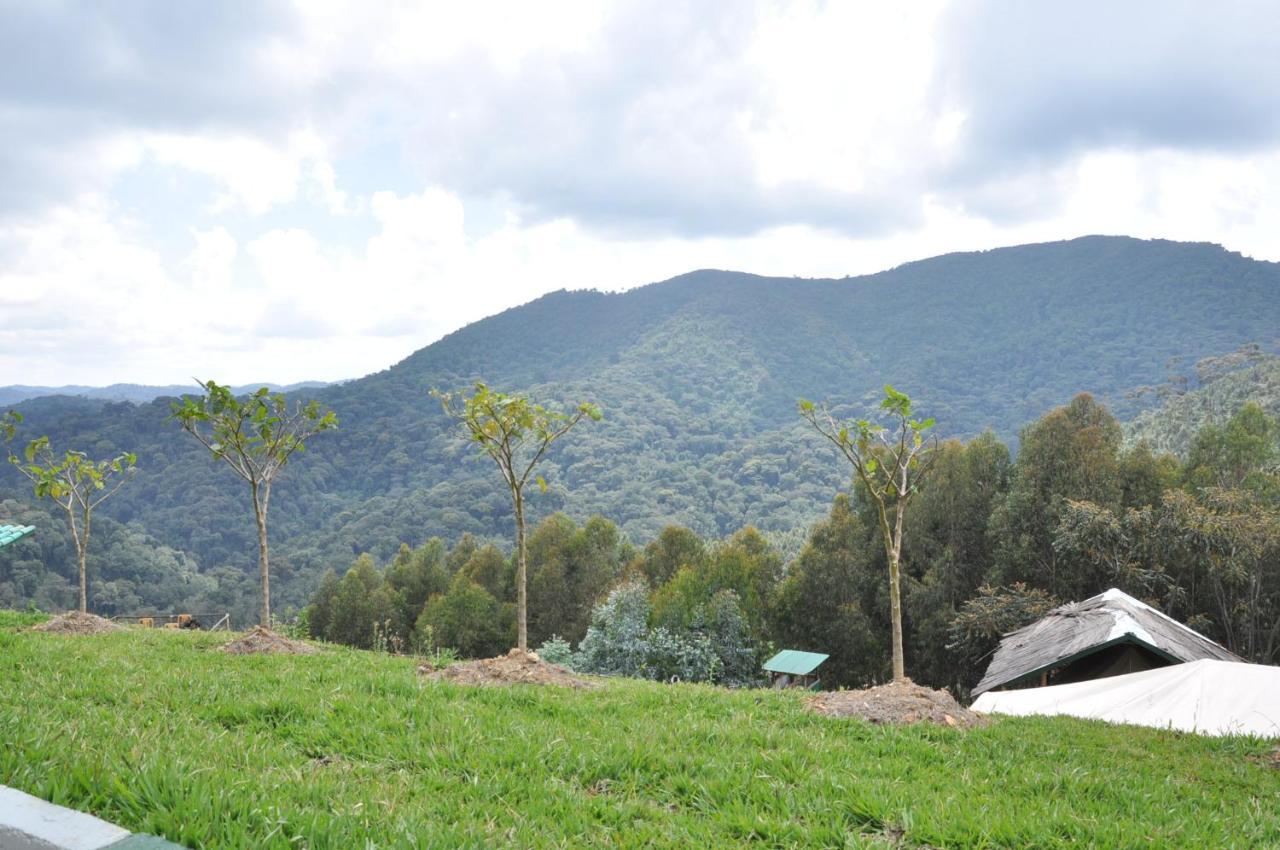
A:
[7,435,137,613]
[433,382,600,652]
[799,385,938,681]
[172,381,337,627]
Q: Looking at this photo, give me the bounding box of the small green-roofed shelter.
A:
[763,649,829,690]
[0,524,35,549]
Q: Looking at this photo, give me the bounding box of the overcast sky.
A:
[3,1,1279,386]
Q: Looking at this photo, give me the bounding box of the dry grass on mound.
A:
[809,679,984,729]
[420,648,593,688]
[221,626,318,655]
[32,611,123,635]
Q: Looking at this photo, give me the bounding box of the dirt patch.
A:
[31,611,123,635]
[220,626,318,655]
[808,679,984,729]
[420,648,593,688]
[1249,745,1280,770]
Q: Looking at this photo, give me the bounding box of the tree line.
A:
[6,379,1278,695]
[304,393,1280,694]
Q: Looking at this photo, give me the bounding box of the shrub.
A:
[536,635,575,668]
[573,581,742,684]
[574,581,652,678]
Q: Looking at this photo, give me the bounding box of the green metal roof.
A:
[763,649,829,676]
[0,525,35,548]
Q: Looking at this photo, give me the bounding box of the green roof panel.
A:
[763,649,829,676]
[0,525,35,549]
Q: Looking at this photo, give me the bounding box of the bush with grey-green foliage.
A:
[573,581,651,678]
[696,589,762,686]
[642,625,720,683]
[572,581,748,684]
[535,635,574,667]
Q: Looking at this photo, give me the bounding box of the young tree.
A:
[433,382,600,652]
[799,385,938,681]
[172,381,337,627]
[7,436,136,613]
[1,411,19,444]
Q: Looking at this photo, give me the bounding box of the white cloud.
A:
[181,226,238,292]
[3,1,1280,385]
[142,131,327,216]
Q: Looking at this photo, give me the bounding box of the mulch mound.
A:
[420,648,593,688]
[31,611,123,635]
[220,626,318,655]
[808,679,984,729]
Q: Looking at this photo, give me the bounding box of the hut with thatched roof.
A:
[972,588,1240,697]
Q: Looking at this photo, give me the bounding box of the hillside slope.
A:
[4,236,1280,612]
[2,625,1276,848]
[1125,354,1280,456]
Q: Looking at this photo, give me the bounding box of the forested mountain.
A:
[3,235,1279,621]
[0,381,332,407]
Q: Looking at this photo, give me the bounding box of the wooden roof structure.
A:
[972,588,1240,696]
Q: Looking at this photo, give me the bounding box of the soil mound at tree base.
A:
[32,612,123,635]
[221,626,318,655]
[420,648,593,688]
[808,679,984,729]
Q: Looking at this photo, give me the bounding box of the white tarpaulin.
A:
[971,659,1280,738]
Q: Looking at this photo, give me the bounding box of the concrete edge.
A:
[0,785,184,850]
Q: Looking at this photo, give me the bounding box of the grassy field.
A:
[0,623,1277,849]
[0,608,51,628]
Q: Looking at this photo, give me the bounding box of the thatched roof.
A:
[972,588,1240,696]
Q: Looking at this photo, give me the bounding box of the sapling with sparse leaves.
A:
[1,411,19,445]
[432,382,600,652]
[799,385,939,681]
[7,432,137,614]
[172,380,337,627]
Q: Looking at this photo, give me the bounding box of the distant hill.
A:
[0,381,334,407]
[4,235,1280,613]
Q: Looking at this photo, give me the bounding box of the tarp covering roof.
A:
[973,588,1239,696]
[0,524,35,548]
[972,659,1280,738]
[763,650,829,676]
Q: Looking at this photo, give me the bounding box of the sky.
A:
[3,0,1280,386]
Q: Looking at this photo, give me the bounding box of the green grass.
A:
[1,624,1277,849]
[0,608,49,628]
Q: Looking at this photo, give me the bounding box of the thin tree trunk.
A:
[515,489,527,652]
[80,509,92,614]
[252,483,271,628]
[64,499,88,614]
[890,499,906,681]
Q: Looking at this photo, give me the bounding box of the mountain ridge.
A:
[0,381,337,408]
[3,235,1278,616]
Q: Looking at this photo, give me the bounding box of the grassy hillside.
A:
[4,236,1280,616]
[1,624,1277,848]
